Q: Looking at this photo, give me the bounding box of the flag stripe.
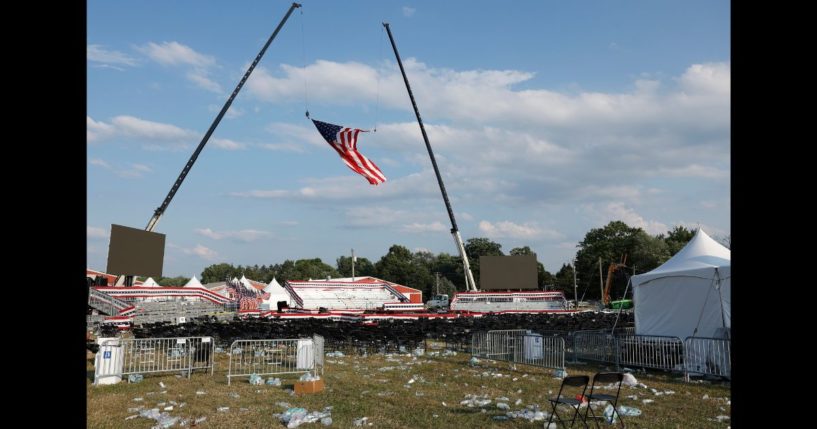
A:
[311,118,387,185]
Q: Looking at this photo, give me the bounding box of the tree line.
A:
[188,221,713,301]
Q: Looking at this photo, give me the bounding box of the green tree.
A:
[464,237,504,287]
[336,255,375,278]
[374,245,416,287]
[433,252,466,292]
[510,246,555,288]
[664,225,695,255]
[553,263,575,296]
[574,221,644,300]
[156,276,190,286]
[200,263,240,284]
[293,258,339,280]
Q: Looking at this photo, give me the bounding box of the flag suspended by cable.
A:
[310,118,387,185]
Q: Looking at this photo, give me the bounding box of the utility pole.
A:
[572,258,578,309]
[598,257,604,305]
[351,248,356,281]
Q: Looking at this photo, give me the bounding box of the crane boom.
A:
[602,255,628,306]
[116,3,300,287]
[145,2,302,232]
[382,22,477,292]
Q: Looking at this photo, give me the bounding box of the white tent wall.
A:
[632,229,731,340]
[262,277,292,308]
[633,268,730,339]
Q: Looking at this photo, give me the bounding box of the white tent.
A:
[262,277,291,308]
[184,275,203,288]
[142,277,160,287]
[240,275,259,294]
[632,228,730,340]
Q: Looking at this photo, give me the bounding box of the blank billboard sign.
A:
[480,255,537,290]
[106,224,165,278]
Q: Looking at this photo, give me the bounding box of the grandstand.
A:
[285,277,423,311]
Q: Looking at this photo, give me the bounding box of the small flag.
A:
[311,119,387,185]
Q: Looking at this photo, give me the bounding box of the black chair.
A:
[584,372,625,427]
[547,374,590,428]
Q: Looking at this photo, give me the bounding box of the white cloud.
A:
[137,41,223,93]
[402,6,416,17]
[111,115,197,140]
[87,116,116,142]
[266,122,325,148]
[194,228,270,242]
[88,158,153,178]
[209,104,245,119]
[89,158,111,169]
[87,226,109,239]
[182,244,218,261]
[230,171,440,203]
[137,41,215,67]
[478,220,562,240]
[655,164,729,179]
[258,143,305,153]
[87,115,198,149]
[87,44,138,66]
[678,62,730,96]
[594,202,669,235]
[212,138,246,150]
[344,207,408,228]
[402,222,446,233]
[187,70,223,93]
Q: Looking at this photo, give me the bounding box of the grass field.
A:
[87,347,730,428]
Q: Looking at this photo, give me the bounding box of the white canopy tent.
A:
[184,275,203,288]
[142,277,160,287]
[240,275,259,295]
[262,277,291,308]
[632,228,730,340]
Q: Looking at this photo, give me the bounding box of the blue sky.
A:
[87,0,730,278]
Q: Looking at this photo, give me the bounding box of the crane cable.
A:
[299,6,310,118]
[372,25,385,133]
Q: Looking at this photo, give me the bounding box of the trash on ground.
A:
[622,373,638,386]
[249,373,264,385]
[267,378,282,386]
[128,374,143,383]
[352,416,368,426]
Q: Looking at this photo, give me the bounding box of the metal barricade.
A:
[94,336,214,384]
[684,337,731,379]
[313,334,325,375]
[471,329,565,370]
[617,334,685,372]
[228,337,324,385]
[572,330,618,364]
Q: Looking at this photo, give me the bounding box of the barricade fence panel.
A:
[617,335,685,372]
[471,330,565,370]
[684,337,731,379]
[572,331,618,364]
[313,334,325,375]
[227,338,324,385]
[94,336,214,384]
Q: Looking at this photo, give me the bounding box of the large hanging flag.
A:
[311,118,387,185]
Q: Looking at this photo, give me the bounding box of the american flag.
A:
[311,119,387,185]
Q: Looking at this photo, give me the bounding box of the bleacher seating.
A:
[292,286,400,310]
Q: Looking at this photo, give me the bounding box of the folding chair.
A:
[547,374,590,428]
[584,372,625,427]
